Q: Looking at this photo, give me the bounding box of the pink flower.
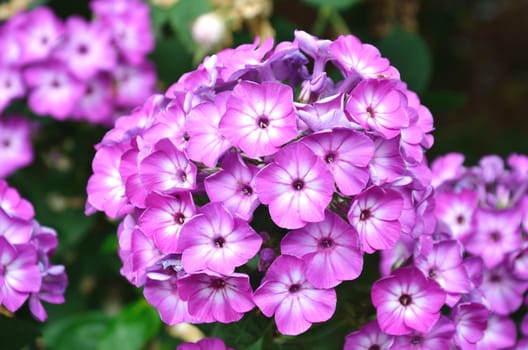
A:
[434,189,478,243]
[138,192,196,254]
[281,210,363,288]
[177,337,234,350]
[0,68,25,113]
[475,314,516,350]
[371,266,446,335]
[345,79,409,139]
[368,137,406,186]
[390,316,455,350]
[253,255,336,335]
[204,152,260,221]
[178,272,255,323]
[186,92,232,167]
[0,237,42,312]
[479,263,527,315]
[301,128,374,196]
[139,138,197,194]
[179,202,262,275]
[451,302,488,349]
[348,186,404,253]
[344,320,395,350]
[219,80,297,158]
[255,142,334,229]
[0,116,33,178]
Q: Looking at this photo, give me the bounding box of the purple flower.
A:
[280,210,363,288]
[0,180,34,220]
[465,208,522,269]
[186,92,232,167]
[177,337,234,350]
[114,62,157,108]
[23,61,85,120]
[71,74,114,125]
[301,128,374,196]
[430,152,465,188]
[348,186,404,253]
[255,142,334,229]
[0,116,33,178]
[0,68,25,113]
[451,302,488,349]
[368,137,406,186]
[434,189,478,243]
[0,237,41,312]
[390,316,455,350]
[139,138,197,194]
[479,263,527,315]
[345,79,409,139]
[204,152,260,221]
[475,314,516,350]
[219,80,298,158]
[253,255,336,335]
[371,266,446,335]
[138,192,196,254]
[53,16,116,80]
[178,272,255,323]
[344,320,394,350]
[179,202,262,275]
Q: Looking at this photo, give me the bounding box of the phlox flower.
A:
[72,74,114,125]
[451,302,488,350]
[177,272,255,323]
[0,237,41,312]
[344,320,394,350]
[53,16,116,80]
[204,152,260,221]
[301,128,374,196]
[179,202,262,275]
[368,137,406,186]
[219,80,297,158]
[348,186,404,253]
[255,142,334,229]
[345,79,409,139]
[465,208,522,269]
[0,180,34,220]
[138,192,196,254]
[114,62,157,108]
[253,255,336,335]
[371,266,446,335]
[475,314,516,350]
[430,152,465,188]
[280,210,363,288]
[390,316,455,350]
[139,138,197,194]
[0,207,33,244]
[414,239,471,306]
[434,189,478,243]
[186,92,232,167]
[479,263,527,315]
[177,337,234,350]
[0,68,25,113]
[0,116,33,178]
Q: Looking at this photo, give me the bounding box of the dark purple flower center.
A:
[489,274,501,283]
[289,284,301,293]
[4,79,12,89]
[182,132,190,142]
[258,116,269,129]
[51,79,61,88]
[428,268,437,279]
[178,171,187,182]
[292,179,304,191]
[490,231,501,242]
[319,237,333,249]
[456,214,465,224]
[399,294,412,306]
[325,152,336,163]
[214,236,225,248]
[211,278,226,289]
[174,212,185,225]
[240,184,253,196]
[1,139,10,148]
[411,336,422,345]
[368,346,380,350]
[359,209,371,221]
[366,106,375,118]
[77,43,89,55]
[41,36,49,45]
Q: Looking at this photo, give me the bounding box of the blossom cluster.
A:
[86,30,435,336]
[346,153,528,349]
[0,0,156,125]
[0,180,67,321]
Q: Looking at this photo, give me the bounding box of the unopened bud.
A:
[192,12,226,51]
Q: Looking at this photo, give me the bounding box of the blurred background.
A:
[2,0,528,349]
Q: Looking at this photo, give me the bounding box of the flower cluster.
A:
[0,115,32,178]
[349,153,528,349]
[0,0,156,125]
[0,180,67,321]
[86,30,435,336]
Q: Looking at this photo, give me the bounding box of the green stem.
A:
[311,5,332,37]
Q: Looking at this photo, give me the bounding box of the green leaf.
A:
[167,0,212,52]
[378,25,433,94]
[208,312,272,349]
[246,337,264,350]
[98,300,162,350]
[301,0,361,10]
[43,312,111,350]
[150,36,193,87]
[0,315,41,349]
